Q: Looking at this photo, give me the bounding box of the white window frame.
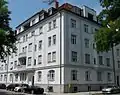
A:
[71,34,76,44]
[71,70,77,80]
[52,51,56,62]
[38,55,42,64]
[71,51,77,62]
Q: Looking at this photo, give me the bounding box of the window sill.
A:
[48,61,56,63]
[48,79,55,82]
[38,63,42,65]
[47,26,57,32]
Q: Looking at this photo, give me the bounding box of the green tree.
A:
[0,0,16,61]
[95,0,120,52]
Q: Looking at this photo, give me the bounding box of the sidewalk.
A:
[44,91,102,95]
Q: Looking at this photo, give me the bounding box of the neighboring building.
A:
[0,3,119,93]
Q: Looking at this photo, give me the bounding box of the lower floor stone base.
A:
[34,83,114,93]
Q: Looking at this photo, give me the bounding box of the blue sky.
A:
[8,0,102,29]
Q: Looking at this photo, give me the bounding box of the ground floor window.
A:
[15,74,18,81]
[4,74,7,81]
[9,74,13,82]
[20,73,26,81]
[38,71,42,82]
[48,70,55,81]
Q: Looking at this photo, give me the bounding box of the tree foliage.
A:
[0,0,16,61]
[94,0,120,52]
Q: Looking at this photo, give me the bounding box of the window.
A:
[91,27,94,34]
[93,58,96,64]
[5,64,7,70]
[71,51,77,62]
[14,61,17,69]
[0,75,3,81]
[39,26,43,34]
[84,24,88,33]
[23,36,25,42]
[95,28,98,32]
[93,43,95,49]
[71,19,76,28]
[39,40,42,50]
[34,45,37,51]
[48,37,51,47]
[4,75,7,81]
[38,55,42,64]
[25,46,27,52]
[53,19,56,28]
[31,31,35,36]
[99,56,103,65]
[53,35,56,45]
[85,54,90,64]
[20,73,26,81]
[32,19,35,25]
[34,59,36,65]
[116,49,120,56]
[118,61,120,68]
[28,57,32,66]
[15,74,18,81]
[48,70,55,81]
[106,58,110,67]
[25,34,28,41]
[85,71,91,81]
[28,43,32,52]
[48,22,52,30]
[48,53,51,63]
[97,72,102,81]
[38,71,42,81]
[107,72,112,81]
[88,13,93,20]
[52,52,56,62]
[71,35,76,44]
[22,47,25,53]
[1,65,3,70]
[71,70,77,80]
[10,74,13,82]
[84,38,89,48]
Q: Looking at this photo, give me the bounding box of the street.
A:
[0,89,25,95]
[0,89,120,95]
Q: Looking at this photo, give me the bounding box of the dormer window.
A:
[88,13,93,20]
[32,19,35,25]
[24,22,30,30]
[40,14,44,20]
[19,28,21,32]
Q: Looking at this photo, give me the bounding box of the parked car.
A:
[0,83,6,89]
[102,86,120,94]
[14,84,29,92]
[6,83,20,91]
[22,85,44,94]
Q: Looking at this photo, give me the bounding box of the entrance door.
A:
[117,76,120,86]
[27,73,34,86]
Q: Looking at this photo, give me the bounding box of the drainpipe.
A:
[6,55,9,85]
[59,11,62,93]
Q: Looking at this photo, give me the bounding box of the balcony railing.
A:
[16,64,26,71]
[19,52,26,58]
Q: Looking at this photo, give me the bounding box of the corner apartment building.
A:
[0,3,119,93]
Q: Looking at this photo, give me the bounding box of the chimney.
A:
[55,1,59,8]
